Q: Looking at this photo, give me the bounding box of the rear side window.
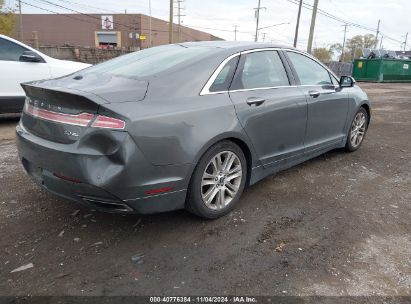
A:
[209,56,239,92]
[231,51,289,90]
[287,51,332,85]
[0,38,28,61]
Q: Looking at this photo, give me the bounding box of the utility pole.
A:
[149,0,152,47]
[379,36,383,49]
[262,32,267,42]
[307,0,319,54]
[177,0,181,42]
[32,31,39,49]
[375,19,380,48]
[18,0,23,41]
[234,25,238,41]
[340,24,348,62]
[293,0,303,48]
[254,0,266,42]
[404,32,408,51]
[175,0,185,42]
[169,0,173,44]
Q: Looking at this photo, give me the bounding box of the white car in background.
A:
[0,34,90,114]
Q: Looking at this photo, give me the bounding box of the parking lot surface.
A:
[0,83,410,296]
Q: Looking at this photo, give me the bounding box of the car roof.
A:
[177,41,292,51]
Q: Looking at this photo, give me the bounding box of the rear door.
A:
[228,50,308,167]
[285,50,348,152]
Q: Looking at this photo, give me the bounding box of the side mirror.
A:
[19,51,43,63]
[340,75,356,88]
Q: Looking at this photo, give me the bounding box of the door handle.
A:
[246,97,265,106]
[309,90,321,98]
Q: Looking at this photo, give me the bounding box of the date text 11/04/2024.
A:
[149,296,257,303]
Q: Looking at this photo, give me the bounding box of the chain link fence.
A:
[39,46,133,64]
[325,61,354,78]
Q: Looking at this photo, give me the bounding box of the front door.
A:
[228,50,308,167]
[285,51,349,152]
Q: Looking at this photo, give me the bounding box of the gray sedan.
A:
[16,42,370,219]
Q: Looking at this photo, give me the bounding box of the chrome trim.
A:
[199,47,340,96]
[199,53,241,96]
[229,85,298,93]
[240,47,281,54]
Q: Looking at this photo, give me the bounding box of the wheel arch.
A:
[188,132,258,188]
[359,102,371,125]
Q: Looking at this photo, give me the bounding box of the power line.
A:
[56,0,122,14]
[284,0,404,48]
[284,0,376,32]
[27,0,170,33]
[184,24,255,35]
[34,0,136,30]
[20,0,105,25]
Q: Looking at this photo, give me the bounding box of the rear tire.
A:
[186,140,247,219]
[345,107,369,152]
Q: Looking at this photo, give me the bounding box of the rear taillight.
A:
[91,115,126,130]
[24,103,126,130]
[24,103,93,127]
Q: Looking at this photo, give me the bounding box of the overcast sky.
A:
[7,0,411,51]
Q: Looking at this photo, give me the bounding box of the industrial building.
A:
[13,13,222,49]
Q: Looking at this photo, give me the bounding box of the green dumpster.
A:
[352,58,411,82]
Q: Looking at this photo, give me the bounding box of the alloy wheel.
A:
[350,111,367,148]
[201,151,243,210]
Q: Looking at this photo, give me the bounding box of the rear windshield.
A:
[84,45,218,78]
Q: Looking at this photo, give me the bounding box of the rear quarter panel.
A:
[102,51,260,168]
[104,93,257,167]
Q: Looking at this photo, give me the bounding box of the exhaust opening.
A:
[77,194,133,213]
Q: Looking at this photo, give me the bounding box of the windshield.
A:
[84,44,218,78]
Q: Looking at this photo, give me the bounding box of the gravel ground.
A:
[0,83,410,296]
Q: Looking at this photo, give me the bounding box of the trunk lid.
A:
[24,72,148,104]
[20,73,147,144]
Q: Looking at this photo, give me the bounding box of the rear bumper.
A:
[16,123,190,214]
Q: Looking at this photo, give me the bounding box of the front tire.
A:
[345,107,369,152]
[186,140,247,219]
